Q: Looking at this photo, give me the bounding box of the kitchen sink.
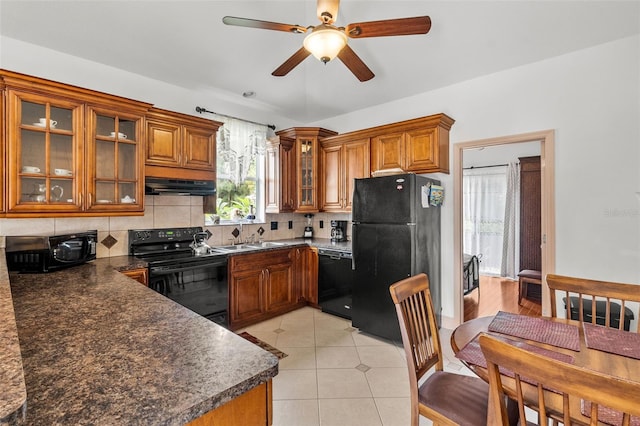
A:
[210,241,288,253]
[211,244,254,252]
[247,241,288,248]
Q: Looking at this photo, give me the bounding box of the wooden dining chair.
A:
[389,273,489,426]
[479,333,640,426]
[547,274,640,332]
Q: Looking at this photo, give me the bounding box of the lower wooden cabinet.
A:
[121,268,148,286]
[297,246,319,307]
[265,262,296,313]
[230,268,265,326]
[186,380,272,426]
[229,248,302,330]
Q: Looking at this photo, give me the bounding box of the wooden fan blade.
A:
[272,47,312,77]
[223,16,307,34]
[346,16,431,38]
[337,45,374,82]
[317,0,340,24]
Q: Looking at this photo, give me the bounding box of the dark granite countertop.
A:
[0,249,27,425]
[0,238,347,424]
[5,256,278,425]
[276,237,352,253]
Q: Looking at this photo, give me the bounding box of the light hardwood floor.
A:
[464,275,542,321]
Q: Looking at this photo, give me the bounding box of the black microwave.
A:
[6,230,97,273]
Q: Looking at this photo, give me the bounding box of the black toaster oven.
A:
[6,230,97,273]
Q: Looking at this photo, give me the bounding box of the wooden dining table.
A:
[451,314,640,424]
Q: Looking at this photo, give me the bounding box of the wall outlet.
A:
[270,221,278,230]
[288,220,293,229]
[319,220,324,229]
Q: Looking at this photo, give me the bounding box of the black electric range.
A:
[129,227,229,327]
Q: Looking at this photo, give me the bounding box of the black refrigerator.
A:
[351,173,441,342]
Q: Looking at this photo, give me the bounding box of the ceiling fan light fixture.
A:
[303,26,347,63]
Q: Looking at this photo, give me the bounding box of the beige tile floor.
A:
[238,307,472,426]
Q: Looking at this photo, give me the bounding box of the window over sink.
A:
[205,115,267,225]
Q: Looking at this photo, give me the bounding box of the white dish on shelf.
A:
[32,122,57,129]
[54,168,73,176]
[96,199,113,204]
[120,196,135,204]
[109,131,128,139]
[22,165,41,173]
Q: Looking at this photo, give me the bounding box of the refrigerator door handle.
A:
[351,223,358,271]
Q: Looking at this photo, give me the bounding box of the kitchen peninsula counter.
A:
[4,256,278,425]
[0,249,26,425]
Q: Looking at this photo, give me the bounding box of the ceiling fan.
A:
[222,0,431,82]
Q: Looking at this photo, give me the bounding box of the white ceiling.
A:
[1,1,638,124]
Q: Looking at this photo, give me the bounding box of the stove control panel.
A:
[129,227,203,245]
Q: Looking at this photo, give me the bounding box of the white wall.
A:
[0,37,302,128]
[2,34,639,323]
[312,35,640,321]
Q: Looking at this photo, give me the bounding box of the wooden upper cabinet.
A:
[371,132,404,172]
[343,139,370,210]
[85,105,146,212]
[370,114,454,174]
[145,108,221,180]
[275,127,338,213]
[1,70,151,216]
[320,136,370,212]
[146,117,181,165]
[265,136,296,213]
[405,127,440,172]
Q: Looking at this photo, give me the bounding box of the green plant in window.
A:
[216,179,256,220]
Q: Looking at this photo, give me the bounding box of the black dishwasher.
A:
[318,248,354,320]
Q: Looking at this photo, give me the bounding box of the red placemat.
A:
[581,400,640,426]
[583,323,640,360]
[456,332,575,370]
[456,332,574,392]
[488,311,580,351]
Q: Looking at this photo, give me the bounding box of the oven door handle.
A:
[150,261,227,275]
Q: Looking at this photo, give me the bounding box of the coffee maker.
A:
[330,220,348,242]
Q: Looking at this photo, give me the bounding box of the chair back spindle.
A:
[390,273,489,426]
[547,274,640,332]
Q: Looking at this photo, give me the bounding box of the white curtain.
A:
[213,114,267,185]
[500,162,520,278]
[463,166,508,275]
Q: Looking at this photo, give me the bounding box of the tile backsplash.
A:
[0,196,352,257]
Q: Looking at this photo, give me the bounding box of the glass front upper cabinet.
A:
[298,137,315,208]
[8,92,83,212]
[86,107,143,209]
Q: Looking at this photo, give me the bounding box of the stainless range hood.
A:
[145,177,216,196]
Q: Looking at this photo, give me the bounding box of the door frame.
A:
[451,130,556,326]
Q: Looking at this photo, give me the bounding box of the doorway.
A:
[452,130,556,326]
